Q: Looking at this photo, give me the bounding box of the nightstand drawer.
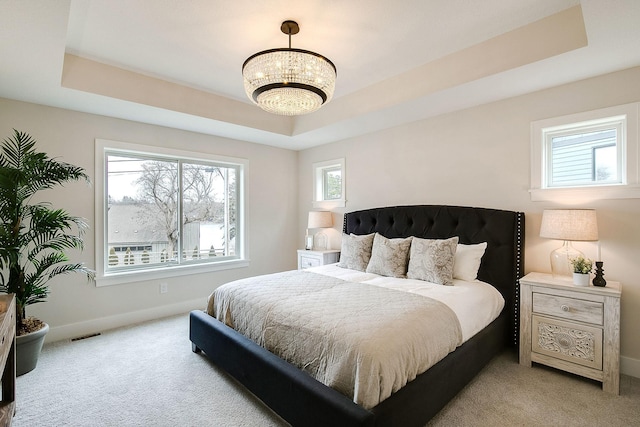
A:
[533,292,603,325]
[299,255,321,269]
[532,315,602,370]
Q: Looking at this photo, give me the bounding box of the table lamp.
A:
[539,209,598,277]
[307,211,333,250]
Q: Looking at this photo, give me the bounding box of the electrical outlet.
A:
[159,282,168,294]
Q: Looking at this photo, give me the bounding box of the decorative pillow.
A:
[453,242,488,281]
[336,233,375,271]
[407,236,459,285]
[365,233,413,278]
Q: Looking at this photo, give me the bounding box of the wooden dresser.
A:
[519,272,621,394]
[0,294,15,426]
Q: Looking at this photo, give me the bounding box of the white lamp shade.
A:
[539,209,598,241]
[308,211,333,229]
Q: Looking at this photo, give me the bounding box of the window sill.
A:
[530,185,640,202]
[312,199,346,209]
[96,259,250,287]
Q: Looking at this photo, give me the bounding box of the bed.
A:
[190,204,525,426]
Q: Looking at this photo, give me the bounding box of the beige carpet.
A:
[15,314,640,426]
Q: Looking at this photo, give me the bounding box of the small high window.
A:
[545,119,623,188]
[313,158,345,208]
[322,165,342,200]
[530,103,639,201]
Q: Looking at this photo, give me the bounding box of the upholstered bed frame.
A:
[190,205,525,427]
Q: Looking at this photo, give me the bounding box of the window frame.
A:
[312,158,345,208]
[95,139,248,286]
[530,102,640,202]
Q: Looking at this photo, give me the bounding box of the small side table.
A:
[297,249,340,270]
[519,272,621,394]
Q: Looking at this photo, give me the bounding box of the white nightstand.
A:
[519,272,622,394]
[297,249,340,270]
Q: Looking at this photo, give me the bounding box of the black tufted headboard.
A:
[343,205,525,346]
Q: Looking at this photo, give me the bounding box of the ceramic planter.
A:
[572,272,590,287]
[16,322,49,376]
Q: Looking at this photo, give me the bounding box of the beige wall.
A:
[2,66,639,377]
[0,97,299,341]
[298,66,640,377]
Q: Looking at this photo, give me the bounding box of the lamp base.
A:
[313,231,328,251]
[550,241,583,278]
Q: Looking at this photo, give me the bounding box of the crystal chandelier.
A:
[242,21,337,116]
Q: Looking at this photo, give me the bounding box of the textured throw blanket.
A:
[208,270,463,409]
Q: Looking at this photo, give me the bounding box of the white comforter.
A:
[207,266,504,409]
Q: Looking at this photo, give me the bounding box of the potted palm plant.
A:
[0,130,94,375]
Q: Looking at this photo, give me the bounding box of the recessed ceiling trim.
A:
[293,5,588,136]
[61,53,294,136]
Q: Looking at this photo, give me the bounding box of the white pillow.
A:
[407,236,459,285]
[453,242,488,281]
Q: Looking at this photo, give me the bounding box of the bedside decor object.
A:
[242,20,337,116]
[593,261,607,287]
[519,272,621,394]
[539,209,598,277]
[570,256,592,286]
[307,211,333,250]
[0,130,94,375]
[304,229,313,250]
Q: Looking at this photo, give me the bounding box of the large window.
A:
[530,103,639,201]
[95,140,246,285]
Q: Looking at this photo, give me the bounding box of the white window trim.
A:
[95,139,248,286]
[312,158,346,208]
[530,102,640,202]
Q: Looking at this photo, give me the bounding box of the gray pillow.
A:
[407,236,459,285]
[365,233,413,278]
[337,233,375,271]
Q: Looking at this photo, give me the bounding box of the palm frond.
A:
[0,130,37,169]
[47,263,95,282]
[1,130,93,325]
[21,159,90,200]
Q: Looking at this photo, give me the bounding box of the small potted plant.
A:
[570,256,593,286]
[0,130,94,375]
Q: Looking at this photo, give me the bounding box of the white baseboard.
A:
[621,356,640,379]
[45,298,206,343]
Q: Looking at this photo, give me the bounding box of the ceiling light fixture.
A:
[242,20,337,116]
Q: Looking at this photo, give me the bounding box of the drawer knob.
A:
[561,304,570,312]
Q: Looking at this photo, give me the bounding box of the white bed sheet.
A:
[306,263,505,342]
